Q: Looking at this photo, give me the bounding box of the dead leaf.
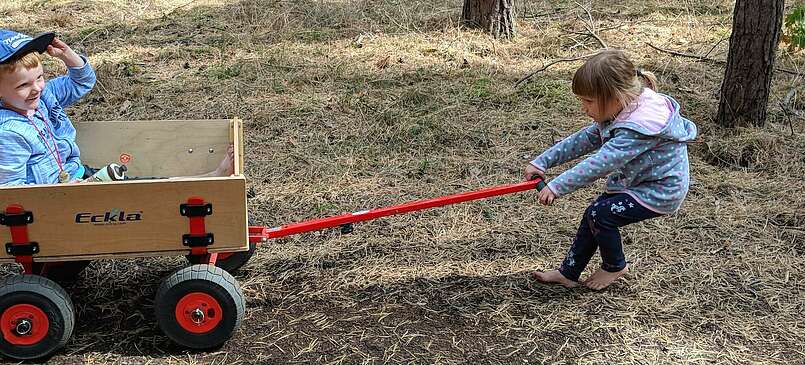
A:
[375,55,390,70]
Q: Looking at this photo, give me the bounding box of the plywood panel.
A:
[75,120,236,177]
[0,177,248,263]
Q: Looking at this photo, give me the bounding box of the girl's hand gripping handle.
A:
[529,175,548,192]
[524,164,547,191]
[535,177,556,205]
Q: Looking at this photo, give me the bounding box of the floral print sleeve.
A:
[530,124,602,172]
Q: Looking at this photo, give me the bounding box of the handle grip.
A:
[536,179,547,192]
[529,175,547,191]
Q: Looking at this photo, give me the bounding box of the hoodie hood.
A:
[602,88,697,142]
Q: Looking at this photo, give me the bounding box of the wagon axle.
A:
[14,319,32,335]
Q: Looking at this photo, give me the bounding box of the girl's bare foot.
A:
[212,145,235,177]
[583,266,628,290]
[196,145,235,177]
[532,270,578,288]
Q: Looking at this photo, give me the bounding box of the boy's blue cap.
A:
[0,29,55,64]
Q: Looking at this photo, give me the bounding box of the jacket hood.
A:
[602,88,697,142]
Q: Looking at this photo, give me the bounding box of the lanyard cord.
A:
[25,110,65,173]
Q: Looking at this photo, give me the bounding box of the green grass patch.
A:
[207,64,242,80]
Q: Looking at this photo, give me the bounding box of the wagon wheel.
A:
[154,264,244,349]
[186,218,257,273]
[32,261,92,283]
[0,275,75,360]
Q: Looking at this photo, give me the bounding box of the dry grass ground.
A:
[1,0,804,364]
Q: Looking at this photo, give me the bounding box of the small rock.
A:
[118,100,132,113]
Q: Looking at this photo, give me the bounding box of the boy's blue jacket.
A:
[0,58,95,185]
[531,88,698,214]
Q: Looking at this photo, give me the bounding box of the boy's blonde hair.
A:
[0,52,41,79]
[572,49,658,111]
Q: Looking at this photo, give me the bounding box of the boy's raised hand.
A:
[46,38,84,68]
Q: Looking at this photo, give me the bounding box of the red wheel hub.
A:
[175,292,222,334]
[1,304,49,345]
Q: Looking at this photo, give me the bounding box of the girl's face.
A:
[577,95,622,123]
[0,64,45,115]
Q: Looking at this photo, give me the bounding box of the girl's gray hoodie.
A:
[531,88,698,214]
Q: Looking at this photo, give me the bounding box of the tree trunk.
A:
[716,0,784,128]
[461,0,516,39]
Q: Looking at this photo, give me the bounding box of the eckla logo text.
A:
[75,210,143,224]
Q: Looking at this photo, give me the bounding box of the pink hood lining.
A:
[614,88,673,134]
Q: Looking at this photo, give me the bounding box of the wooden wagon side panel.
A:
[75,119,238,178]
[231,118,245,176]
[0,177,248,263]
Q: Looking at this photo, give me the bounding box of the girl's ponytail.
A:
[636,68,658,91]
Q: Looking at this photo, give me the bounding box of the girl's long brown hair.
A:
[572,49,658,112]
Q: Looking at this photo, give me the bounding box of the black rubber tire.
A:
[31,261,92,283]
[0,275,75,360]
[186,243,256,273]
[154,264,244,349]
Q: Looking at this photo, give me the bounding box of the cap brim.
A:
[2,32,55,64]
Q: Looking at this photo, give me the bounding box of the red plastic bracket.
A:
[248,226,269,245]
[2,205,36,274]
[181,197,217,265]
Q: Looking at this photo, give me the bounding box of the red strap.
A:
[186,197,208,256]
[5,205,33,273]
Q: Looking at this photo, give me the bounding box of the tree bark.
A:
[716,0,784,128]
[462,0,516,39]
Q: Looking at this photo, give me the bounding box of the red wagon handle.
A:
[250,178,547,241]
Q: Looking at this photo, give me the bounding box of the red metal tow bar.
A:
[249,178,547,243]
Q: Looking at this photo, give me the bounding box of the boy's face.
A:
[577,95,621,123]
[0,63,45,115]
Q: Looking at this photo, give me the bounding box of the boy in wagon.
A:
[0,29,233,185]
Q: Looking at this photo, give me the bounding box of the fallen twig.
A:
[646,42,801,76]
[779,100,796,136]
[780,84,804,136]
[703,37,728,58]
[575,2,607,49]
[514,52,601,87]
